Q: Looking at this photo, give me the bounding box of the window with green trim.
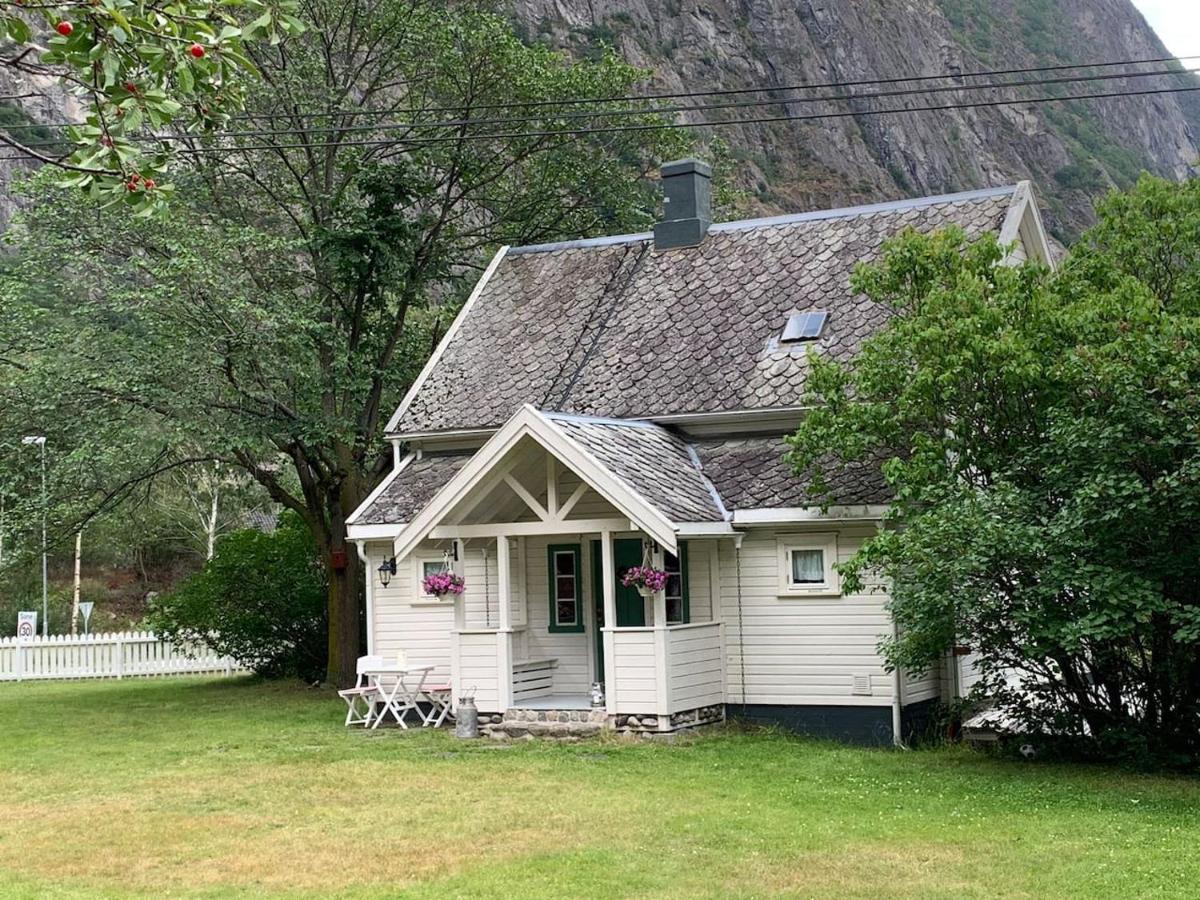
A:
[547,544,584,633]
[664,543,689,625]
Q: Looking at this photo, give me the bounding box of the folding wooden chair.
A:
[421,682,454,727]
[338,654,384,727]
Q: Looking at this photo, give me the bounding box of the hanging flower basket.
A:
[423,571,465,598]
[621,565,668,597]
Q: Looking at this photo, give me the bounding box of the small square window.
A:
[790,549,824,584]
[414,556,453,603]
[777,534,840,597]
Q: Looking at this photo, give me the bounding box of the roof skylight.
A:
[781,310,829,343]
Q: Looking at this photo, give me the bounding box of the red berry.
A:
[56,21,73,36]
[125,180,137,192]
[143,178,156,190]
[123,82,137,94]
[189,43,205,58]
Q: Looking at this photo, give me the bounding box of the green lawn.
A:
[0,678,1197,898]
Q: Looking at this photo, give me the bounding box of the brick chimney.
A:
[653,158,712,251]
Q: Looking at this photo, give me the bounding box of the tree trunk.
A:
[70,530,82,636]
[323,495,363,688]
[206,479,220,560]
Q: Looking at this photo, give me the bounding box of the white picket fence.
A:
[0,630,243,682]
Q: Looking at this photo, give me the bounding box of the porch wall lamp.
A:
[377,556,397,588]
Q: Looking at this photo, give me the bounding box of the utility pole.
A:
[21,436,48,637]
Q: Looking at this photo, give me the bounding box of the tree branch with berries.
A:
[0,0,302,213]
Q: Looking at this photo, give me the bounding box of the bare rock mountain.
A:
[513,0,1199,239]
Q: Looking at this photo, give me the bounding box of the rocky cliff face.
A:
[0,67,78,232]
[513,0,1199,239]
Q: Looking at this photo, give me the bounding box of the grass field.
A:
[0,677,1197,898]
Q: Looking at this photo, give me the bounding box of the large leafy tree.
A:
[0,0,688,684]
[789,176,1200,768]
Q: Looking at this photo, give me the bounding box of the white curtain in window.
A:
[790,549,824,584]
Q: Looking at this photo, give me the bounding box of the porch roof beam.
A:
[430,518,632,539]
[502,473,549,521]
[556,481,590,520]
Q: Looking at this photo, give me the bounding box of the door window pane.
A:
[554,551,578,625]
[664,550,686,624]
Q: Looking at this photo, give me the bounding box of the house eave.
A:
[732,505,889,525]
[388,406,810,444]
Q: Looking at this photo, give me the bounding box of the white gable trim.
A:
[393,405,679,561]
[346,453,416,526]
[347,523,404,540]
[999,181,1055,270]
[384,245,510,435]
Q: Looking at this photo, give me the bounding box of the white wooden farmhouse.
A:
[347,160,1053,744]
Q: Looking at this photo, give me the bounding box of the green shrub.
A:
[148,511,327,681]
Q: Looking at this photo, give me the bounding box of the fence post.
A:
[15,640,24,682]
[116,634,125,679]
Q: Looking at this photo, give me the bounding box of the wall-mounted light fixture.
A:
[377,556,397,588]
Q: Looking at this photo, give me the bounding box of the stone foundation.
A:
[481,707,608,741]
[477,704,725,741]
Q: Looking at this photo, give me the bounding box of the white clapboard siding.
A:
[718,528,896,707]
[666,622,724,709]
[608,629,657,714]
[685,540,714,622]
[0,631,241,682]
[900,666,941,704]
[369,539,455,682]
[455,630,500,710]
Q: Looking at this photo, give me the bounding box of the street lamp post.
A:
[21,436,47,638]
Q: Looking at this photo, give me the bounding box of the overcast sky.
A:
[1133,1,1200,59]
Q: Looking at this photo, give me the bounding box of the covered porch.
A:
[392,407,732,731]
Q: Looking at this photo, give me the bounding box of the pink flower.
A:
[621,566,669,592]
[423,572,465,596]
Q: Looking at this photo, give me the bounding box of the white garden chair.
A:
[421,681,454,727]
[339,654,384,727]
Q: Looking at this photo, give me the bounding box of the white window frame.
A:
[776,532,841,597]
[413,553,454,604]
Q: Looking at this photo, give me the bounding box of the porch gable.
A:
[392,406,728,561]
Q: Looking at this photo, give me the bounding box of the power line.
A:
[2,63,1197,152]
[221,52,1200,119]
[1,52,1196,133]
[111,63,1200,141]
[0,81,1196,163]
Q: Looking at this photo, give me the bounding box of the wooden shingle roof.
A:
[390,186,1021,436]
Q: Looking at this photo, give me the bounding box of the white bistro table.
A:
[364,664,435,730]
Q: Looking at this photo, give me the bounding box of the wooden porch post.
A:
[601,530,617,715]
[651,543,671,719]
[450,553,467,711]
[496,535,514,712]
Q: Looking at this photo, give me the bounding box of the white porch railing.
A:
[665,621,725,711]
[607,621,725,716]
[512,657,557,705]
[452,629,501,710]
[0,631,242,682]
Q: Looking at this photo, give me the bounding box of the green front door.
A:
[591,538,647,679]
